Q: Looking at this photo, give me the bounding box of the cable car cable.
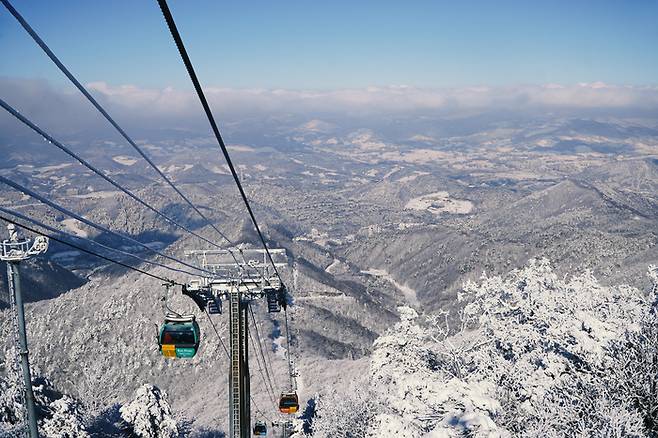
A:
[250,395,272,425]
[247,323,277,407]
[0,0,234,248]
[283,307,296,390]
[0,97,225,252]
[0,215,182,286]
[204,309,229,358]
[250,307,278,389]
[0,176,213,276]
[248,320,278,406]
[248,306,278,403]
[156,0,283,283]
[0,206,203,278]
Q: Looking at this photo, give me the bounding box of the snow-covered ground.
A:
[38,163,73,173]
[61,218,88,238]
[361,268,418,306]
[112,155,138,166]
[163,164,194,173]
[71,190,119,199]
[405,191,474,215]
[325,258,342,274]
[306,261,658,438]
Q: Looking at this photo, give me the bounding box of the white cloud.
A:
[1,78,657,139]
[80,81,658,114]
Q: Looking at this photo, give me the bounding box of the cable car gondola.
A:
[158,314,200,359]
[253,421,267,436]
[279,392,299,414]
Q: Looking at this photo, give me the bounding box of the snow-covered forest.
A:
[0,368,184,437]
[2,260,657,437]
[305,260,658,437]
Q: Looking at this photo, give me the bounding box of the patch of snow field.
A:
[61,218,88,238]
[362,268,418,306]
[405,191,474,215]
[111,155,138,166]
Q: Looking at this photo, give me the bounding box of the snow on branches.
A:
[305,259,658,437]
[119,384,179,438]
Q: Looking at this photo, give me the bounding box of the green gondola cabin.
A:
[158,315,200,359]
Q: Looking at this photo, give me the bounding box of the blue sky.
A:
[1,0,657,90]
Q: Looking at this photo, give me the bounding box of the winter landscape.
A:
[1,1,658,437]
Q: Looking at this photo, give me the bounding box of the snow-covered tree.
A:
[41,395,90,438]
[0,347,25,427]
[119,384,179,438]
[0,349,92,436]
[309,388,380,437]
[306,259,657,437]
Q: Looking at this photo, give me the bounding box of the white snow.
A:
[111,155,138,166]
[325,258,342,274]
[405,191,474,215]
[71,190,119,199]
[307,261,657,438]
[119,384,179,438]
[228,144,255,152]
[61,219,88,238]
[362,268,418,306]
[163,164,193,173]
[38,163,73,173]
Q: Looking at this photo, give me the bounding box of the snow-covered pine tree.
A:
[119,384,179,438]
[308,388,379,437]
[41,395,90,438]
[0,347,25,427]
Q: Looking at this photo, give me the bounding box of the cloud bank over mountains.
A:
[83,80,658,113]
[1,77,657,139]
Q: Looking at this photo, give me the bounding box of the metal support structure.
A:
[1,224,49,438]
[228,288,253,438]
[228,289,242,437]
[240,300,251,438]
[185,247,289,438]
[283,311,297,393]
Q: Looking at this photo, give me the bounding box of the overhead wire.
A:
[0,175,213,276]
[0,97,224,251]
[3,0,296,421]
[250,394,272,425]
[250,308,277,382]
[0,0,255,281]
[249,306,279,402]
[156,0,283,283]
[0,215,182,286]
[247,317,278,407]
[0,206,201,278]
[203,308,229,358]
[0,0,234,248]
[283,307,296,391]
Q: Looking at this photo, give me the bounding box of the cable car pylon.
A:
[182,248,289,438]
[1,224,49,438]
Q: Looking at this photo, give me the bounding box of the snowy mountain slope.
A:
[305,260,658,437]
[0,259,85,307]
[0,219,401,434]
[339,173,657,313]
